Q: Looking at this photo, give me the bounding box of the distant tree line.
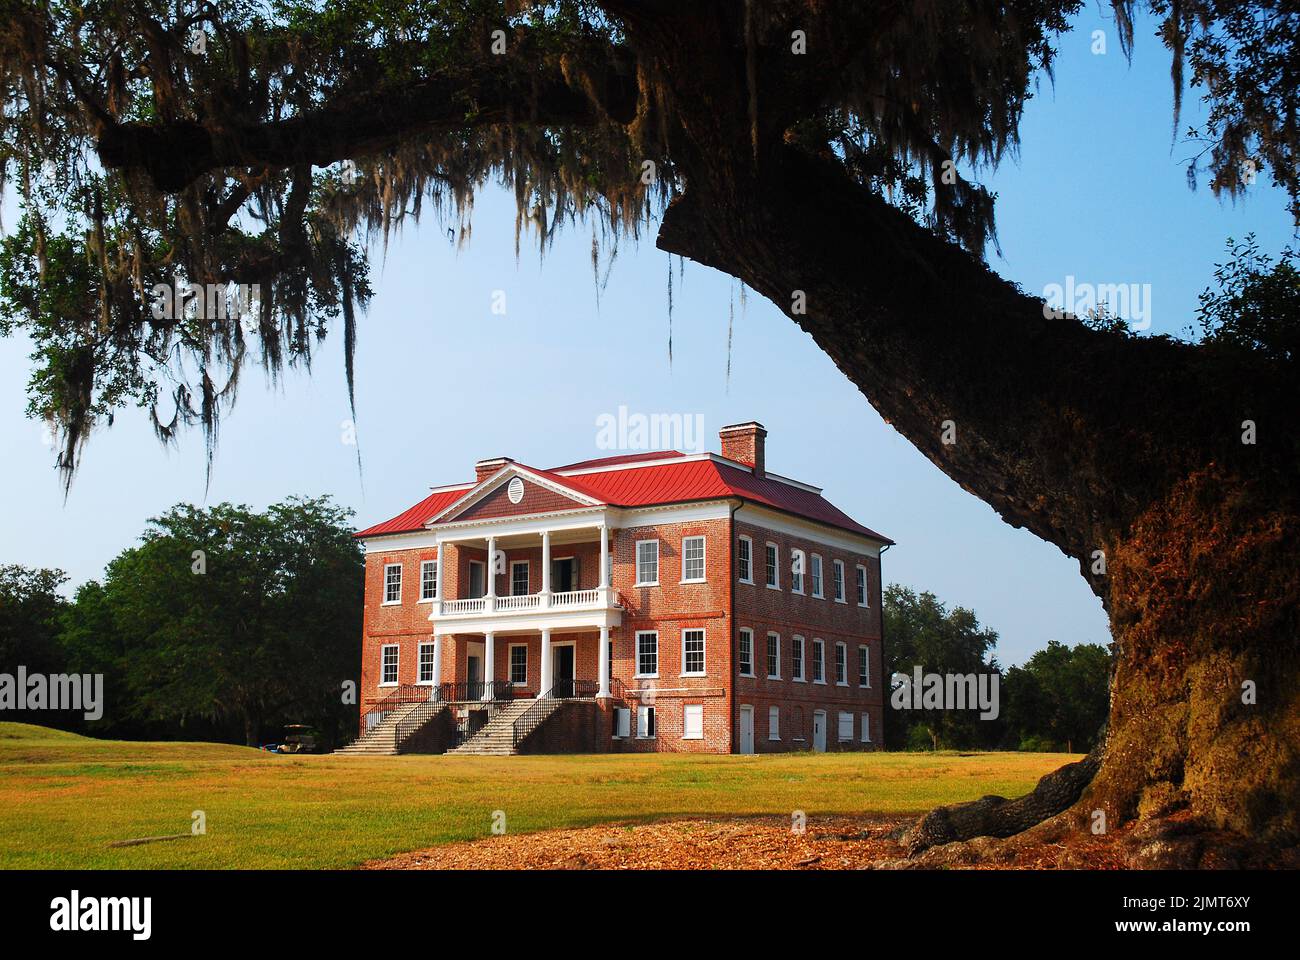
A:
[0,496,362,748]
[883,585,1110,753]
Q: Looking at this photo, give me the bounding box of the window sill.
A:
[634,674,659,680]
[739,671,755,678]
[792,677,806,683]
[634,581,659,588]
[836,681,849,687]
[812,594,824,601]
[813,679,827,686]
[738,578,754,585]
[765,583,781,591]
[417,597,435,604]
[380,600,402,607]
[679,672,707,679]
[682,735,703,741]
[679,578,707,585]
[767,675,781,681]
[834,598,847,605]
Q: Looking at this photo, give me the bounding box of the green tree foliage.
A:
[59,496,363,745]
[883,584,1002,750]
[0,564,70,678]
[1196,235,1300,364]
[0,1,1293,482]
[1002,640,1111,753]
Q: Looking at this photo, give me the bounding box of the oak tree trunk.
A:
[628,8,1300,857]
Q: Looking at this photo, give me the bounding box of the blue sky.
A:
[1,10,1293,667]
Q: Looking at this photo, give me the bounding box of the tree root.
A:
[902,745,1103,857]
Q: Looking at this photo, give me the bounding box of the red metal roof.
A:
[550,450,684,472]
[355,456,891,544]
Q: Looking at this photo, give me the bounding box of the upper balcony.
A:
[434,587,618,619]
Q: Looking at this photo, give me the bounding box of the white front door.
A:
[812,710,827,752]
[738,705,755,754]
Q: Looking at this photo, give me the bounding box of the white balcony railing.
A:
[433,588,615,619]
[552,589,599,607]
[440,597,487,615]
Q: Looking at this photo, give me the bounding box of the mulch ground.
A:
[359,814,1150,870]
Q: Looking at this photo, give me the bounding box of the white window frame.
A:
[682,704,704,740]
[861,712,872,743]
[835,641,848,685]
[838,711,854,742]
[508,642,528,687]
[791,635,805,682]
[635,539,660,586]
[859,645,870,688]
[613,707,631,739]
[856,564,868,606]
[635,630,659,678]
[681,628,706,677]
[768,705,781,741]
[766,632,781,680]
[737,628,754,677]
[810,554,824,598]
[765,542,780,589]
[833,559,846,603]
[737,535,753,584]
[419,560,438,602]
[417,641,436,684]
[812,638,826,684]
[509,559,530,596]
[791,548,805,594]
[636,704,657,739]
[380,643,399,686]
[680,536,706,583]
[382,563,403,605]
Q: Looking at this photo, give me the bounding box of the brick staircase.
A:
[446,698,563,756]
[335,701,440,756]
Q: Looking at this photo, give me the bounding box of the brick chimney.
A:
[719,422,767,477]
[474,457,512,484]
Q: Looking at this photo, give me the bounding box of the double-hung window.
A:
[810,554,824,598]
[418,642,436,684]
[636,631,659,677]
[737,536,753,583]
[791,549,805,594]
[833,560,845,602]
[859,645,870,687]
[766,632,780,679]
[738,628,754,676]
[510,561,529,596]
[636,540,660,585]
[509,644,528,686]
[812,639,825,683]
[383,563,402,604]
[380,644,399,685]
[791,636,805,681]
[856,565,868,606]
[765,543,779,588]
[420,560,438,601]
[835,642,848,685]
[682,629,706,676]
[681,536,706,582]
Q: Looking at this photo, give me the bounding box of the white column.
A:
[598,625,611,699]
[431,634,444,691]
[540,629,553,694]
[540,530,551,605]
[482,631,495,700]
[599,523,610,597]
[485,535,496,610]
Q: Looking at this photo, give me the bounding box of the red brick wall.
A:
[359,544,441,717]
[455,477,587,521]
[608,516,733,753]
[731,518,884,752]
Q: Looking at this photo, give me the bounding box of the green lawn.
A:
[0,722,1074,869]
